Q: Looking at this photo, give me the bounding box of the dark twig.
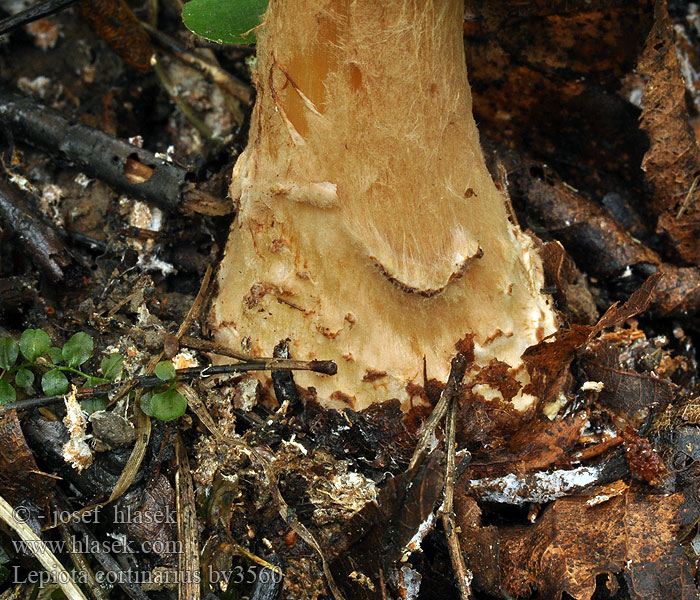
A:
[0,90,231,216]
[0,358,337,414]
[0,0,79,36]
[0,177,88,286]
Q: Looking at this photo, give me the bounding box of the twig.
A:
[441,399,473,600]
[677,172,700,218]
[140,21,252,105]
[179,335,250,360]
[0,90,231,216]
[0,0,79,35]
[0,357,337,414]
[176,264,213,340]
[107,400,151,503]
[408,353,468,470]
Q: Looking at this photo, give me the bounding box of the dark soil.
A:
[0,2,699,600]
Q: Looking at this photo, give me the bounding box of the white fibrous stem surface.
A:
[211,0,556,409]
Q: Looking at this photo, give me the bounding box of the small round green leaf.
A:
[62,332,93,368]
[80,397,107,415]
[150,390,187,421]
[100,353,124,381]
[14,368,34,388]
[139,392,155,417]
[182,0,267,44]
[42,369,69,396]
[48,347,63,364]
[0,338,18,370]
[0,381,15,405]
[154,361,176,382]
[19,329,51,362]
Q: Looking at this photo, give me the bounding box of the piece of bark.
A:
[638,0,700,265]
[539,240,598,324]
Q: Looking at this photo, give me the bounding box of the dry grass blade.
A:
[176,434,200,600]
[108,403,151,503]
[0,493,88,600]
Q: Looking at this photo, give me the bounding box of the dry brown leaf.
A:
[638,0,700,265]
[491,489,697,599]
[582,335,675,427]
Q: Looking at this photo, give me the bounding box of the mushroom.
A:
[210,0,557,410]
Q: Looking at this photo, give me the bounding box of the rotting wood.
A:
[0,90,231,216]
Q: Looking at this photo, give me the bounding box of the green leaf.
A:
[48,347,63,364]
[80,397,107,415]
[150,390,187,421]
[154,360,176,381]
[139,392,155,417]
[62,332,93,368]
[0,381,15,405]
[0,338,18,370]
[19,329,51,362]
[14,368,34,388]
[182,0,266,44]
[42,369,68,396]
[100,353,124,381]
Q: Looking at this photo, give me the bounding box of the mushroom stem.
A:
[211,0,557,410]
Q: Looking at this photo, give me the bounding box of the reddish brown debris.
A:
[78,0,153,74]
[622,428,668,487]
